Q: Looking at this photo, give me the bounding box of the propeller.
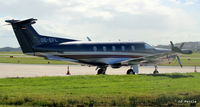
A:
[170,41,183,53]
[170,41,192,54]
[179,43,184,49]
[86,36,92,41]
[170,41,192,67]
[170,41,183,67]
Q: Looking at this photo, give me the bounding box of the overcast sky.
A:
[0,0,200,48]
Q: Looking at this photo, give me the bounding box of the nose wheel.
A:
[153,65,159,74]
[127,69,135,75]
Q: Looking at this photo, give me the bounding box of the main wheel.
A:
[153,70,159,74]
[97,69,105,75]
[127,69,135,75]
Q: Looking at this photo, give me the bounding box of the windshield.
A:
[144,43,154,49]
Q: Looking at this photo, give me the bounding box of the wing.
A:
[45,54,79,63]
[121,52,176,66]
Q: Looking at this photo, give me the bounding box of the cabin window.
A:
[112,46,116,51]
[121,46,125,51]
[103,46,107,51]
[131,45,135,51]
[93,46,97,51]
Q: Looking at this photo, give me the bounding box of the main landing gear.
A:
[126,65,139,75]
[127,69,135,75]
[96,65,159,75]
[126,65,159,75]
[96,66,107,75]
[153,65,159,74]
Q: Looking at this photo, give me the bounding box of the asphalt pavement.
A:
[0,63,198,78]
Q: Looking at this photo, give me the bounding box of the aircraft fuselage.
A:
[33,41,171,66]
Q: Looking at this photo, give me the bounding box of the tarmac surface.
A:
[0,63,198,78]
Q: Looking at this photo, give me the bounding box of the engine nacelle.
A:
[111,64,122,68]
[181,50,193,54]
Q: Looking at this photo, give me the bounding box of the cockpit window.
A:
[144,43,153,49]
[135,44,145,50]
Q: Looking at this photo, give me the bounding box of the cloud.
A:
[0,0,199,47]
[169,0,198,5]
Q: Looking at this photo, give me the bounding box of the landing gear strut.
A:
[96,66,107,75]
[153,65,159,74]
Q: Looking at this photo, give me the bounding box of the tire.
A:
[97,69,104,75]
[127,69,135,75]
[153,70,159,74]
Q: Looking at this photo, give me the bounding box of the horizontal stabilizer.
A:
[5,18,37,25]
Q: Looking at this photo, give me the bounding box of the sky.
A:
[0,0,200,48]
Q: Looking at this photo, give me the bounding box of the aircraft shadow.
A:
[142,74,194,79]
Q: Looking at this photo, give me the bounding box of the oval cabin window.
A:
[131,45,135,51]
[93,46,97,51]
[103,46,107,51]
[121,46,125,51]
[112,46,116,51]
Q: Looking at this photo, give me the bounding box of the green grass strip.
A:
[0,73,200,106]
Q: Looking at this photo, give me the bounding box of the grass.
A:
[181,52,200,57]
[0,51,74,65]
[0,51,22,54]
[0,73,200,106]
[0,56,74,65]
[161,58,200,66]
[161,52,200,66]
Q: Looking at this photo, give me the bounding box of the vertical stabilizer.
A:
[6,18,39,53]
[5,18,77,53]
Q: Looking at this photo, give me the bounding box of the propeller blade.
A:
[86,36,92,41]
[177,55,182,68]
[170,41,174,49]
[179,43,184,49]
[170,41,183,53]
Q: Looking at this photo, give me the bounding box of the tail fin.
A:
[5,18,77,53]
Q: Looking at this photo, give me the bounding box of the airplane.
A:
[5,18,192,75]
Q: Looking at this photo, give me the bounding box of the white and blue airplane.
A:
[5,18,192,74]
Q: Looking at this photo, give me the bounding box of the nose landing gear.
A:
[153,65,159,74]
